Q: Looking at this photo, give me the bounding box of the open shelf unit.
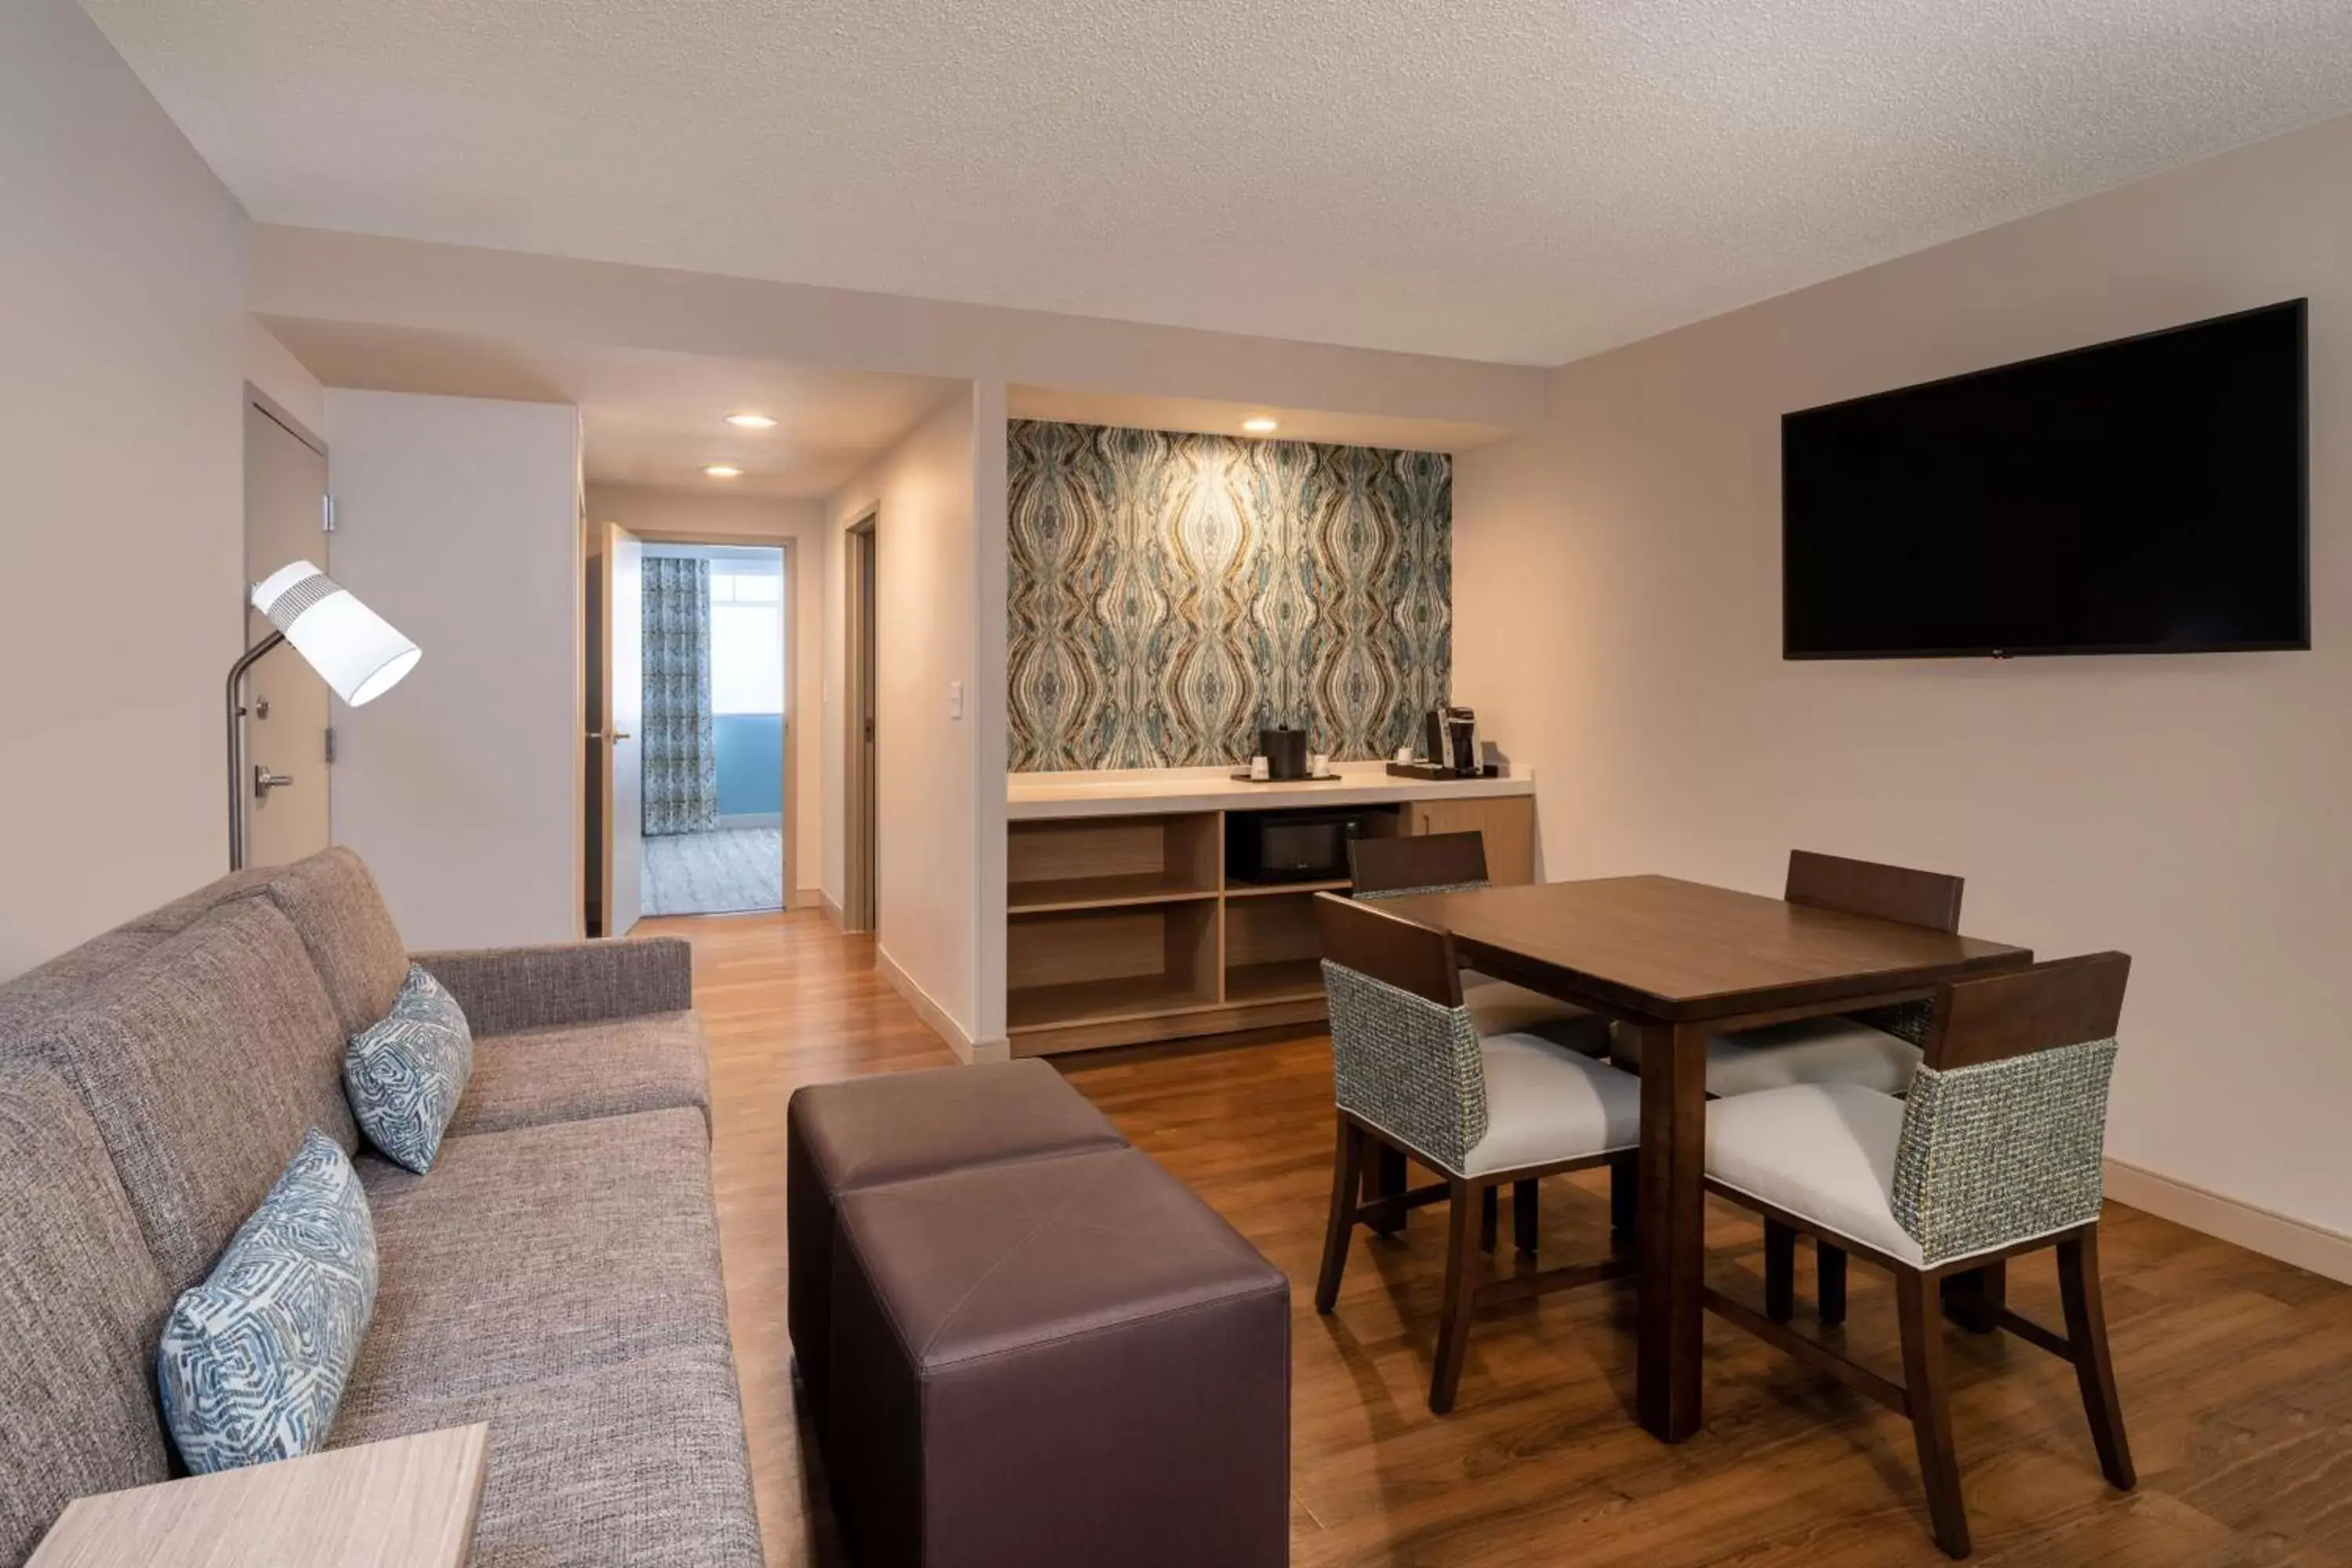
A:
[1007,804,1405,1054]
[1002,791,1534,1056]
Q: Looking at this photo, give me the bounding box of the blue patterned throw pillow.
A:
[344,963,473,1173]
[156,1130,378,1474]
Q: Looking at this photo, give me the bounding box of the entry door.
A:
[241,400,332,867]
[601,523,646,935]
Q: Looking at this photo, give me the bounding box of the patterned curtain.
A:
[642,557,718,836]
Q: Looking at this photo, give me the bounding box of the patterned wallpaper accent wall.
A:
[1007,420,1451,772]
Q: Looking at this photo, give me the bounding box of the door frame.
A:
[844,510,879,933]
[593,526,803,916]
[238,383,330,869]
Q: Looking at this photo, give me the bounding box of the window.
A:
[709,568,784,714]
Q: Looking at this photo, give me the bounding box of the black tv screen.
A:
[1783,300,2309,659]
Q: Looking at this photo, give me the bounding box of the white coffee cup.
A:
[1248,755,1269,781]
[1394,745,1414,764]
[1309,752,1329,777]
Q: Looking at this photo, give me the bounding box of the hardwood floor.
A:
[653,909,2352,1567]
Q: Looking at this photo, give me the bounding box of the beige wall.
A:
[1454,114,2352,1239]
[0,0,249,978]
[325,390,584,949]
[245,318,325,437]
[583,483,826,898]
[825,387,992,1051]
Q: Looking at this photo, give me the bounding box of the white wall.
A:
[825,387,989,1051]
[1454,114,2352,1241]
[0,0,248,978]
[583,483,826,898]
[325,390,583,949]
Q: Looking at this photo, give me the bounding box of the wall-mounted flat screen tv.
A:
[1782,299,2309,659]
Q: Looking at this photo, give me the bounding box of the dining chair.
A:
[1348,833,1621,1254]
[1312,892,1641,1414]
[1699,952,2136,1559]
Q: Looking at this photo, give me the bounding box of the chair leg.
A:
[1429,1180,1482,1415]
[1896,1270,1972,1559]
[1371,1143,1409,1237]
[1941,1261,2007,1334]
[1818,1241,1849,1326]
[1609,1150,1638,1239]
[2056,1229,2136,1491]
[1763,1220,1796,1323]
[1480,1185,1500,1253]
[1314,1119,1366,1314]
[1513,1179,1540,1256]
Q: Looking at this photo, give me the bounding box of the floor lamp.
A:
[227,561,422,870]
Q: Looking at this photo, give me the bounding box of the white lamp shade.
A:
[250,561,421,706]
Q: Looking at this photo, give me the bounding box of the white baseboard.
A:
[970,1036,1011,1064]
[873,943,976,1062]
[2104,1158,2352,1286]
[820,891,845,927]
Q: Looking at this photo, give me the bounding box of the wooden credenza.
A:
[1004,769,1536,1057]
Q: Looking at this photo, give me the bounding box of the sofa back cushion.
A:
[18,898,358,1293]
[255,848,408,1037]
[0,926,164,1047]
[0,1062,174,1566]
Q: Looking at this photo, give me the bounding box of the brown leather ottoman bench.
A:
[786,1060,1128,1425]
[826,1145,1290,1568]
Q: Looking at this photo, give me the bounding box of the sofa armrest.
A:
[410,938,693,1036]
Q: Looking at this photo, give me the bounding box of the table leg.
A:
[1635,1018,1708,1442]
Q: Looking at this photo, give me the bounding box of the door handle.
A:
[252,765,295,799]
[610,731,631,742]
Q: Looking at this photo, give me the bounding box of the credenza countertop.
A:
[1007,761,1536,820]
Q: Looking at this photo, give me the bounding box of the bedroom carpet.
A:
[644,827,783,916]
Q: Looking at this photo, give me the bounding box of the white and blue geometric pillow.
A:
[156,1129,379,1474]
[343,963,473,1174]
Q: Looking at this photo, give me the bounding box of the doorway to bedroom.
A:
[637,542,788,916]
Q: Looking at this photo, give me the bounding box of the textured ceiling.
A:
[266,320,956,495]
[90,0,2352,365]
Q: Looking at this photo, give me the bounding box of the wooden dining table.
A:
[1371,873,2031,1443]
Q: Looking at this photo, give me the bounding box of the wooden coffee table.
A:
[1372,875,2030,1443]
[28,1424,488,1568]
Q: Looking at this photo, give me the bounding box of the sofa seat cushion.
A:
[328,1346,760,1568]
[0,1064,175,1568]
[446,1011,710,1138]
[337,1109,731,1420]
[16,899,358,1293]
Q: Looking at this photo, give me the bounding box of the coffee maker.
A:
[1423,706,1480,777]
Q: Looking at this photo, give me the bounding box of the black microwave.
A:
[1229,809,1376,884]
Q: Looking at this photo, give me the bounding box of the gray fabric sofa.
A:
[0,848,761,1568]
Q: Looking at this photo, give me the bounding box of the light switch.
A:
[948,681,964,720]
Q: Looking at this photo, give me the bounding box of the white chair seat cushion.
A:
[1615,1016,1921,1097]
[1464,976,1611,1058]
[1704,1082,1923,1266]
[1461,1033,1641,1176]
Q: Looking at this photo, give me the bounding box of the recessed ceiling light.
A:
[724,413,777,429]
[1242,417,1280,434]
[702,465,743,479]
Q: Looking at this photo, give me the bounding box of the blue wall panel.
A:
[714,713,782,817]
